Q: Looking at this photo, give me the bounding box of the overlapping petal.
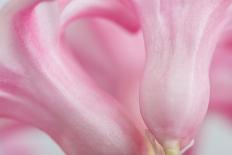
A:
[1,0,232,154]
[0,1,145,155]
[62,19,146,126]
[59,0,146,128]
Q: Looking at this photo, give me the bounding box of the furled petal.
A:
[133,0,232,153]
[0,1,145,155]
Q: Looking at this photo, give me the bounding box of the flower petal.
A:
[59,0,145,127]
[210,20,232,118]
[62,19,146,126]
[59,0,140,33]
[0,1,145,155]
[134,0,232,152]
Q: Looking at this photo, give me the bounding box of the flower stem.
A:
[164,148,180,155]
[164,141,180,155]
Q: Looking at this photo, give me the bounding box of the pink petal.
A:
[210,19,232,118]
[178,19,232,155]
[59,0,140,34]
[134,0,232,152]
[59,0,146,128]
[0,1,145,155]
[0,119,65,155]
[0,121,32,155]
[62,19,146,126]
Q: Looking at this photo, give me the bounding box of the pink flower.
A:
[0,1,145,155]
[0,0,232,155]
[137,0,232,153]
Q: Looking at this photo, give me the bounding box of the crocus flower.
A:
[1,0,232,155]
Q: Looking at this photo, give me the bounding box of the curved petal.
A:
[56,0,145,130]
[0,119,65,155]
[59,0,146,127]
[0,1,145,155]
[133,0,232,153]
[59,0,140,34]
[0,122,32,155]
[62,19,146,126]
